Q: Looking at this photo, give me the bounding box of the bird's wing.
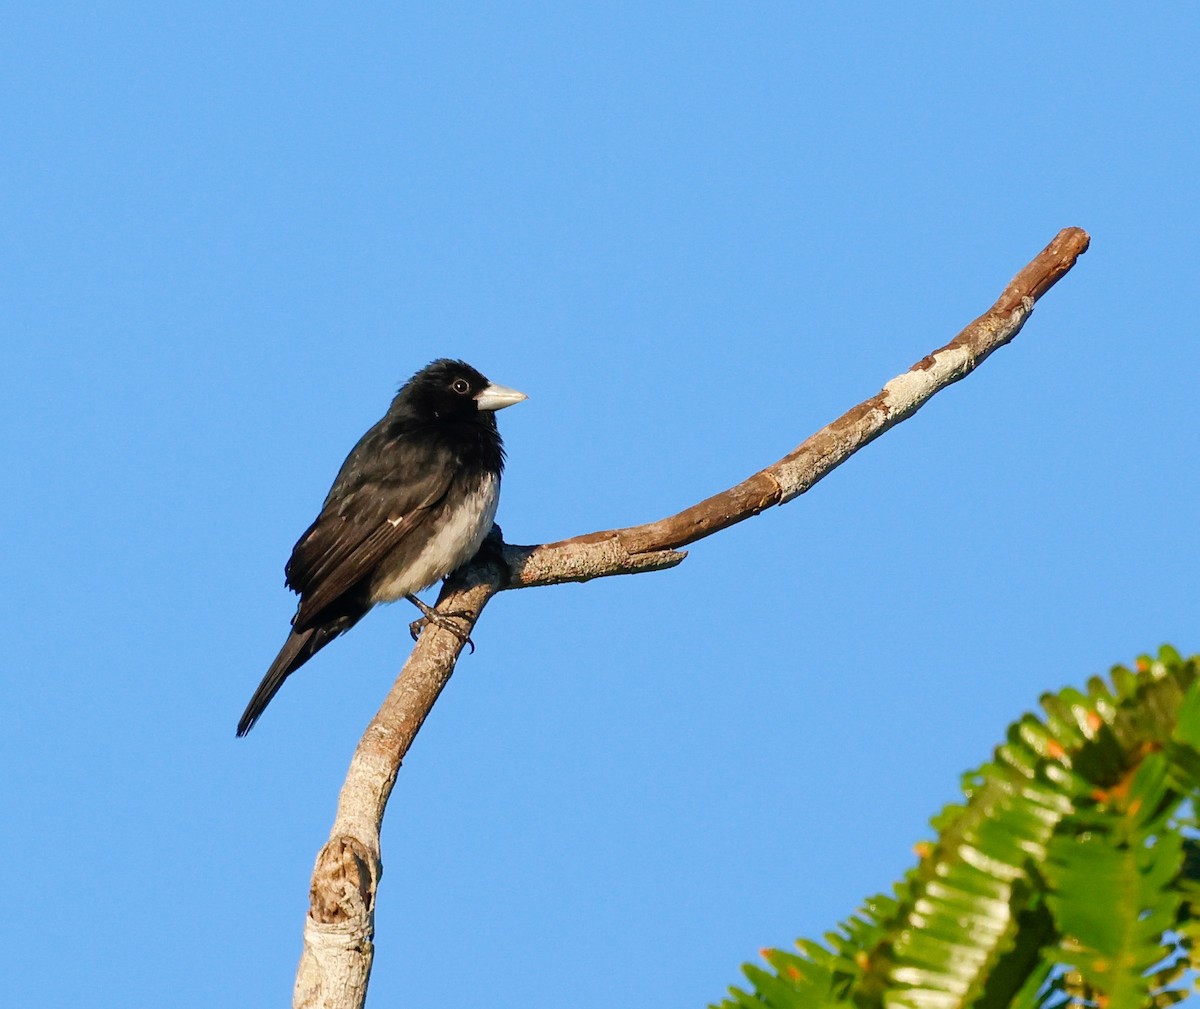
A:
[285,465,452,629]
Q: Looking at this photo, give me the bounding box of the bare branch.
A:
[504,226,1090,585]
[294,227,1090,1009]
[294,563,498,1009]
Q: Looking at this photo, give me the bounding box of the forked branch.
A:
[293,227,1091,1009]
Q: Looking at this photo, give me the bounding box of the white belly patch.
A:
[370,473,499,602]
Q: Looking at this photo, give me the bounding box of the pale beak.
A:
[475,382,528,412]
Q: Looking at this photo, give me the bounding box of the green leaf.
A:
[715,650,1200,1009]
[1172,680,1200,750]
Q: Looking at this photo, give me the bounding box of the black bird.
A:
[237,359,526,736]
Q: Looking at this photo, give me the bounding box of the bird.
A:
[237,359,527,736]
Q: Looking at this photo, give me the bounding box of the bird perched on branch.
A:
[237,359,527,736]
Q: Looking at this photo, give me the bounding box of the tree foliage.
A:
[716,646,1200,1009]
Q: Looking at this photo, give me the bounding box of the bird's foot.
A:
[405,594,476,653]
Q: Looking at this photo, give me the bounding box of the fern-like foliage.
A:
[713,647,1200,1009]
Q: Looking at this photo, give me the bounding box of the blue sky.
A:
[3,4,1198,1007]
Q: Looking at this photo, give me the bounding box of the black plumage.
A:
[237,359,526,736]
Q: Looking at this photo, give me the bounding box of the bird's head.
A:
[399,359,527,423]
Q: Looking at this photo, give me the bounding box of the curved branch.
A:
[293,227,1091,1009]
[504,226,1090,586]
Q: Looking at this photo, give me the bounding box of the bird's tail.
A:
[237,627,318,736]
[238,602,369,735]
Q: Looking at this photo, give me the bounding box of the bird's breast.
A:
[369,472,500,603]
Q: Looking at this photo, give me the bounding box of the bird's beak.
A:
[475,382,528,412]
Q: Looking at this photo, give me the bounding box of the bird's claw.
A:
[408,613,476,652]
[405,595,476,653]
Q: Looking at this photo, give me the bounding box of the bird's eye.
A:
[451,378,471,395]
